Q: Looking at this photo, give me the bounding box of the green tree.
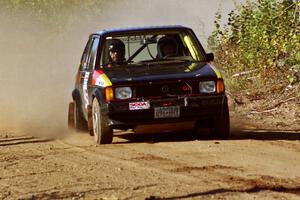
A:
[208,0,300,90]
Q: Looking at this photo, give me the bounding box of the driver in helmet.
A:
[107,39,126,66]
[157,36,179,58]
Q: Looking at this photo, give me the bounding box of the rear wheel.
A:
[210,104,230,140]
[68,100,87,131]
[92,98,113,144]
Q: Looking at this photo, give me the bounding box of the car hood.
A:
[104,62,219,84]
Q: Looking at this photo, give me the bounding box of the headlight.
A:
[115,87,132,99]
[199,81,216,93]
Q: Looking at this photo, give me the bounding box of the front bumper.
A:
[102,95,228,129]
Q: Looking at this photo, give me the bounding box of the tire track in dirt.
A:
[0,137,74,198]
[2,130,300,199]
[171,164,243,173]
[61,131,300,179]
[58,134,292,199]
[58,136,273,199]
[0,136,34,142]
[265,140,300,153]
[1,134,212,199]
[51,139,226,199]
[223,175,300,196]
[0,135,52,146]
[115,131,300,198]
[56,139,204,183]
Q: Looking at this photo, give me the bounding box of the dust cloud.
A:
[0,0,241,136]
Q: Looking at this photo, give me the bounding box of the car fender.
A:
[92,87,106,105]
[72,88,82,105]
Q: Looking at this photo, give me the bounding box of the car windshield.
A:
[100,30,206,68]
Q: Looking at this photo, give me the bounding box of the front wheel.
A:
[92,98,113,144]
[210,104,230,140]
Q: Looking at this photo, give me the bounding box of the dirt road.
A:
[1,122,300,200]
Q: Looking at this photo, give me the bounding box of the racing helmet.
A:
[107,38,126,62]
[157,36,179,58]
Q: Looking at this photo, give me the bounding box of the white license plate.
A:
[154,106,180,118]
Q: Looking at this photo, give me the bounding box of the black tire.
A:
[193,120,211,140]
[210,103,230,140]
[69,100,87,131]
[92,98,113,144]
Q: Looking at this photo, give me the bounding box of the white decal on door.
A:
[83,72,90,109]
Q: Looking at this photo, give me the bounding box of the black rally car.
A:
[68,25,230,144]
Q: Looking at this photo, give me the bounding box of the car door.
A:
[79,36,100,118]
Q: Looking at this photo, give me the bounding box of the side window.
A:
[87,38,100,70]
[80,38,93,70]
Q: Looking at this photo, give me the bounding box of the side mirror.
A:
[206,53,214,62]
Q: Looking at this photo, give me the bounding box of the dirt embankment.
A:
[228,84,300,131]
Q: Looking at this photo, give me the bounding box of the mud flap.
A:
[68,102,75,129]
[87,105,94,136]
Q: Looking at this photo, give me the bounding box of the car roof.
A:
[93,25,192,37]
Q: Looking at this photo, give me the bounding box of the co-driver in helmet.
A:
[157,36,179,58]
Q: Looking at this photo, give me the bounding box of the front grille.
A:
[134,80,199,98]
